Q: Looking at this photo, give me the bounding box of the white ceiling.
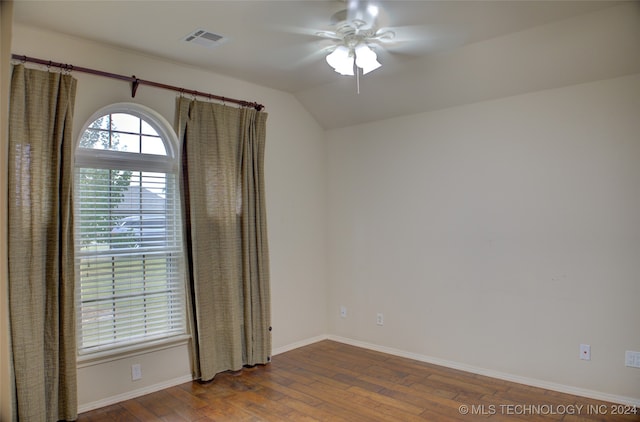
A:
[12,0,638,129]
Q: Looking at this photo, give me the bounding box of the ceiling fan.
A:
[267,0,461,92]
[316,0,396,76]
[315,1,396,76]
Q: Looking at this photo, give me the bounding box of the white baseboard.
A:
[78,374,194,413]
[272,334,329,356]
[327,335,640,407]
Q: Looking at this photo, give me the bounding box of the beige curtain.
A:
[176,98,271,381]
[1,3,14,420]
[8,65,77,421]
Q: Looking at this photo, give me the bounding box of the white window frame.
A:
[74,103,188,358]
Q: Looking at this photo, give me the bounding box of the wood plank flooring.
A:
[77,340,640,421]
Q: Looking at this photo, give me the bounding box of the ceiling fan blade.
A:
[315,30,342,41]
[296,46,337,69]
[265,39,335,70]
[376,24,468,55]
[268,23,333,38]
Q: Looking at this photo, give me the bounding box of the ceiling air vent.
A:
[183,29,228,48]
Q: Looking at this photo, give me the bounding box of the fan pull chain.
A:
[356,66,360,94]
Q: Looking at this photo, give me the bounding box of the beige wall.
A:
[9,23,328,410]
[326,72,640,401]
[1,2,13,420]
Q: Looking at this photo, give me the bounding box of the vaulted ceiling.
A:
[12,1,640,129]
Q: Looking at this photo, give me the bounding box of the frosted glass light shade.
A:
[355,43,381,75]
[326,45,355,76]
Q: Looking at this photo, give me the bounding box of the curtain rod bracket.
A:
[131,76,140,98]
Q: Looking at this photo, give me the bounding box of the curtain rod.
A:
[11,54,265,111]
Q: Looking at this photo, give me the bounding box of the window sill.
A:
[77,334,191,368]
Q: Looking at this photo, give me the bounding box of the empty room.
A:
[1,1,639,420]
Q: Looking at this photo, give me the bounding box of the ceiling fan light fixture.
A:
[354,43,381,75]
[322,12,393,80]
[326,45,355,76]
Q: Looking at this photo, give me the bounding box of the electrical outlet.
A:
[340,306,347,318]
[132,363,142,381]
[625,351,640,368]
[376,313,384,326]
[580,344,591,361]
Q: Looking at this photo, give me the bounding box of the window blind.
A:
[76,168,186,354]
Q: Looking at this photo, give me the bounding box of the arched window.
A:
[74,103,186,354]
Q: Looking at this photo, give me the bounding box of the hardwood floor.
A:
[77,340,639,421]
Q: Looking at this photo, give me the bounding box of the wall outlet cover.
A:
[625,351,640,368]
[580,344,591,361]
[132,363,142,380]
